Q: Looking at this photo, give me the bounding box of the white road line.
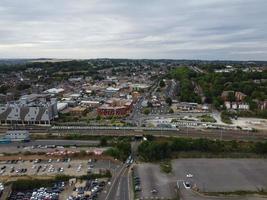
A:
[104,165,127,200]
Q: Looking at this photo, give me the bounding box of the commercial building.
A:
[0,94,58,125]
[97,98,133,117]
[43,88,65,96]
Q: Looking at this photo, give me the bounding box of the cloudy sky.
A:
[0,0,267,60]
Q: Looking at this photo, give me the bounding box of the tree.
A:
[169,108,174,113]
[143,108,150,115]
[159,80,166,88]
[165,97,173,106]
[100,137,108,146]
[147,101,153,108]
[228,92,236,102]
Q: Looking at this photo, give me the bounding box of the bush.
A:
[160,161,172,174]
[104,141,131,161]
[143,108,150,115]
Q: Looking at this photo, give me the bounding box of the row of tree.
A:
[138,138,267,161]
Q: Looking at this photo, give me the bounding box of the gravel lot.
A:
[172,159,267,192]
[232,118,267,131]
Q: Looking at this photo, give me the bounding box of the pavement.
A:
[0,158,119,181]
[172,159,267,192]
[0,139,101,154]
[135,159,267,200]
[102,164,131,200]
[179,186,267,200]
[135,163,176,199]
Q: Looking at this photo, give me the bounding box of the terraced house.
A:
[0,94,58,125]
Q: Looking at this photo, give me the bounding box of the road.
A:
[103,164,131,200]
[127,79,159,126]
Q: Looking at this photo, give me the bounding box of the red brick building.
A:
[97,98,133,117]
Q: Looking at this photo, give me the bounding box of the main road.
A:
[101,164,131,200]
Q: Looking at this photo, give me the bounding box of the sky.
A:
[0,0,267,60]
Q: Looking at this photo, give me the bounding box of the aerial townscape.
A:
[0,1,267,200]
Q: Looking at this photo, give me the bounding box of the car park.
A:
[8,181,65,200]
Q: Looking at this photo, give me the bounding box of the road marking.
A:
[104,165,127,200]
[127,169,131,200]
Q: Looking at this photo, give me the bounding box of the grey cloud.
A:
[0,0,267,60]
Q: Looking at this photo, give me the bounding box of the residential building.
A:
[235,92,247,102]
[224,101,250,110]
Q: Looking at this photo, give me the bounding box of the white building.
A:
[0,94,58,125]
[4,130,30,142]
[224,101,250,110]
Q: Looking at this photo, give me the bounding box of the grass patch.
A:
[160,160,172,174]
[221,111,232,124]
[197,115,216,123]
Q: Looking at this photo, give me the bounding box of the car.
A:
[151,189,158,194]
[135,185,141,192]
[183,181,191,189]
[186,174,193,178]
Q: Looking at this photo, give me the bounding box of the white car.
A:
[183,181,191,189]
[186,174,193,178]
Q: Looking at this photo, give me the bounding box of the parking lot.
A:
[0,140,102,154]
[172,159,267,192]
[134,164,176,199]
[134,159,267,200]
[0,158,119,178]
[8,178,108,200]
